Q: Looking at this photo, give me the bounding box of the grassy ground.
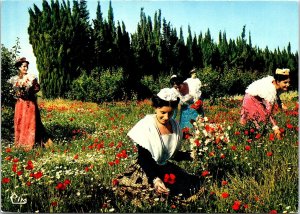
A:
[1,92,298,213]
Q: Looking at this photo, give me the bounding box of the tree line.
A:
[26,0,298,100]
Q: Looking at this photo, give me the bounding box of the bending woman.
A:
[170,75,200,129]
[240,68,290,137]
[114,88,203,200]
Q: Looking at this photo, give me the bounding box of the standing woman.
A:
[114,88,203,200]
[7,57,51,151]
[240,68,290,137]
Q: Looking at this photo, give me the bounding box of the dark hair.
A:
[170,75,184,86]
[274,74,290,82]
[15,57,29,68]
[151,95,180,109]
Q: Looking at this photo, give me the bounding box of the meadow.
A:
[1,92,298,213]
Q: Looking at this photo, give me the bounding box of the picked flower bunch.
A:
[190,99,203,112]
[189,116,231,167]
[7,74,36,99]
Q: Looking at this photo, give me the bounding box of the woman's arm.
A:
[172,150,194,162]
[137,145,170,194]
[137,145,162,182]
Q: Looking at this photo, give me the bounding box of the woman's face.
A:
[19,62,28,75]
[155,106,174,125]
[276,78,290,91]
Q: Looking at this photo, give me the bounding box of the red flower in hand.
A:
[164,173,176,184]
[190,100,202,110]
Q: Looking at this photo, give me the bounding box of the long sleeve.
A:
[263,100,277,127]
[172,150,193,162]
[136,145,162,183]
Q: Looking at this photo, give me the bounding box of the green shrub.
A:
[67,68,126,102]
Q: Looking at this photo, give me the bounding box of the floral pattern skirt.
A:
[240,94,271,127]
[112,160,205,207]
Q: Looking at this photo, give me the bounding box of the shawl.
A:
[245,76,277,104]
[127,114,182,165]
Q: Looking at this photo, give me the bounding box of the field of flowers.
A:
[1,92,298,213]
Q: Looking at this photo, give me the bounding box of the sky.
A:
[1,0,299,76]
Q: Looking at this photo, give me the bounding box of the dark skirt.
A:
[113,160,205,205]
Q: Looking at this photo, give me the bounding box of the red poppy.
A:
[209,152,215,157]
[171,204,176,209]
[190,100,202,110]
[51,201,58,207]
[286,123,293,129]
[74,154,79,160]
[234,131,240,135]
[221,180,228,186]
[231,145,237,151]
[244,130,249,135]
[33,171,43,179]
[17,171,23,176]
[220,154,225,159]
[2,177,10,184]
[232,200,241,211]
[64,179,71,185]
[26,181,31,186]
[194,139,201,147]
[56,182,66,191]
[255,133,261,139]
[245,145,251,151]
[201,170,210,177]
[269,133,275,141]
[5,147,12,153]
[221,192,229,198]
[112,179,119,186]
[12,164,18,172]
[164,173,176,184]
[232,204,240,211]
[266,151,273,157]
[12,158,19,163]
[25,160,34,170]
[269,210,277,214]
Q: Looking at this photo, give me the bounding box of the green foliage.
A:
[140,74,170,95]
[67,68,125,102]
[26,1,297,100]
[1,41,20,107]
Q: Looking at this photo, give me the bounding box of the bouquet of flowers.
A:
[7,74,35,99]
[190,99,202,110]
[189,116,231,169]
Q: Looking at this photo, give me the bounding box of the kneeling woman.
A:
[114,88,203,200]
[240,68,290,137]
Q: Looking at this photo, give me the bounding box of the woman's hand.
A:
[274,129,282,139]
[281,103,288,110]
[153,178,170,195]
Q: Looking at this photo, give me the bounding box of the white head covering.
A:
[157,88,179,101]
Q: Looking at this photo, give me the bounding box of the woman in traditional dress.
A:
[240,68,290,138]
[7,57,52,151]
[170,71,202,129]
[114,88,203,202]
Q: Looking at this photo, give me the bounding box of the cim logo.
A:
[10,192,27,204]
